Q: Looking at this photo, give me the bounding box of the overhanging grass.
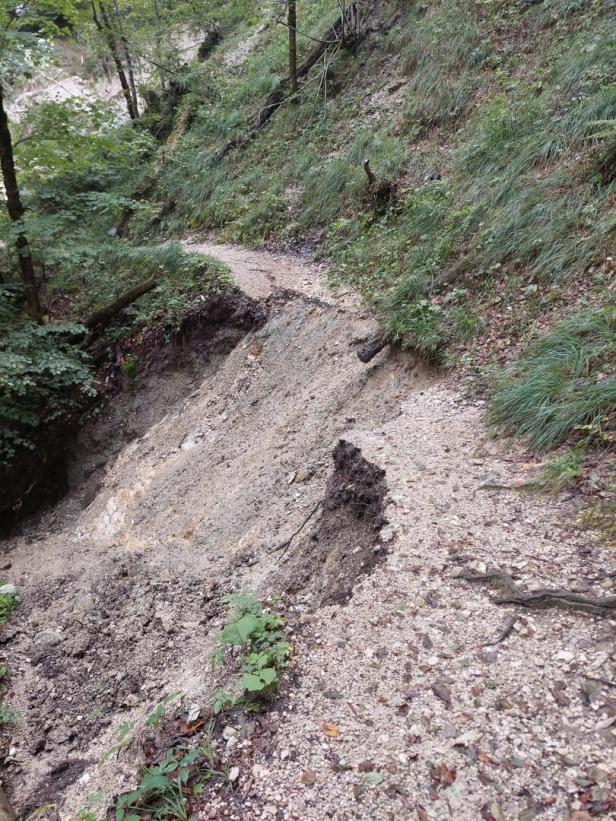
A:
[490,308,616,448]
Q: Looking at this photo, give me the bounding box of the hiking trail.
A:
[2,243,615,820]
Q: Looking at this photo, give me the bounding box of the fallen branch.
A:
[357,333,388,363]
[488,612,519,645]
[462,571,616,617]
[83,276,159,332]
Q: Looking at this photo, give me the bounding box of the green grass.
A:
[490,308,616,449]
[149,0,616,409]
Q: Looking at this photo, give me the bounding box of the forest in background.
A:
[1,0,616,529]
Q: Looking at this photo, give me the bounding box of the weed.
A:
[0,582,19,625]
[121,354,140,379]
[0,582,20,724]
[146,692,183,728]
[211,590,291,712]
[101,720,136,763]
[533,448,586,492]
[115,743,220,821]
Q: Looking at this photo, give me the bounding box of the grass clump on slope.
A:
[490,308,616,449]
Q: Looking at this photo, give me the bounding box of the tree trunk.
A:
[152,0,166,90]
[112,0,140,116]
[91,0,137,120]
[0,82,42,322]
[288,0,298,96]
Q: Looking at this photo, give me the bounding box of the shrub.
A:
[0,290,94,466]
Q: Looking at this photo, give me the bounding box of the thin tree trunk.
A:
[112,0,140,116]
[91,0,137,120]
[0,82,42,322]
[152,0,166,90]
[288,0,298,96]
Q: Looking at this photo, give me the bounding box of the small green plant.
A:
[115,744,219,821]
[121,354,140,379]
[385,298,447,360]
[0,582,20,724]
[76,790,105,821]
[101,720,136,763]
[0,582,19,625]
[211,590,291,712]
[533,448,585,492]
[145,692,183,728]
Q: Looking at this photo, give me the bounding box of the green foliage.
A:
[0,583,19,625]
[145,692,183,727]
[211,590,290,711]
[101,719,136,763]
[0,582,20,724]
[385,299,446,360]
[115,744,218,821]
[533,448,586,492]
[0,288,94,464]
[490,308,616,449]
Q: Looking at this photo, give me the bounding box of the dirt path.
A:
[1,244,615,820]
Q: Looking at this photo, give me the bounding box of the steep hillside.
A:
[146,0,616,473]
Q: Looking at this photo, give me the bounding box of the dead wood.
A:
[489,613,518,645]
[363,158,398,210]
[357,333,388,363]
[82,276,159,332]
[462,571,616,617]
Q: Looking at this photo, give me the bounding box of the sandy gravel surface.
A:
[1,243,615,820]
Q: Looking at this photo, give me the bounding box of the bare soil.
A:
[1,242,615,820]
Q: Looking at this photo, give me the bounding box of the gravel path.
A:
[1,243,615,820]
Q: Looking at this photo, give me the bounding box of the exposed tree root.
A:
[462,571,616,617]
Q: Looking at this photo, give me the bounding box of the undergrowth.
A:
[153,0,616,384]
[0,581,20,725]
[211,590,291,713]
[490,308,616,449]
[85,591,291,820]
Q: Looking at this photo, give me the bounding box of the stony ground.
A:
[1,243,615,820]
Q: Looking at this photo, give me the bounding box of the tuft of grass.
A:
[395,1,489,131]
[490,308,616,449]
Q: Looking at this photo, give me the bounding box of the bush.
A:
[0,286,94,523]
[490,308,616,448]
[0,290,94,465]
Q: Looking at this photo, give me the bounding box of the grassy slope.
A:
[151,0,616,458]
